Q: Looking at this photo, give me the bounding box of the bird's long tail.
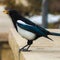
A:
[46,36,53,41]
[50,32,60,36]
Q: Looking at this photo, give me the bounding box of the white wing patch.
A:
[17,20,27,25]
[17,20,32,26]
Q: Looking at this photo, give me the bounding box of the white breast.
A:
[17,25,36,40]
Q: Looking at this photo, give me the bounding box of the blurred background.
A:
[0,0,60,28]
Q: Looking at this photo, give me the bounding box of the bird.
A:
[3,9,60,51]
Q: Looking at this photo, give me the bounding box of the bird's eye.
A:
[3,10,9,14]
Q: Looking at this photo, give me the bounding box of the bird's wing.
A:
[17,22,45,36]
[17,22,53,41]
[17,16,51,35]
[18,16,36,26]
[37,26,51,35]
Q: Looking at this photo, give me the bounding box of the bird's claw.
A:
[19,44,31,52]
[19,48,31,52]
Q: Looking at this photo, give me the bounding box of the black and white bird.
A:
[3,9,60,51]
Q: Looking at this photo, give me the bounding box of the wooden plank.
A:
[9,28,60,60]
[9,28,27,60]
[2,46,14,60]
[20,51,60,60]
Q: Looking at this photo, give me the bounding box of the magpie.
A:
[3,9,60,51]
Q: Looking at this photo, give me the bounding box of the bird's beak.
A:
[3,10,9,14]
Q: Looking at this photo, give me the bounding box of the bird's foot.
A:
[19,45,31,52]
[20,48,28,51]
[19,48,31,52]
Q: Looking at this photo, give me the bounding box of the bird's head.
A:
[3,7,10,14]
[3,9,18,15]
[3,9,9,14]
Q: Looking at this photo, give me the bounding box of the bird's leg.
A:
[25,45,31,50]
[19,40,33,51]
[19,44,28,51]
[24,40,33,51]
